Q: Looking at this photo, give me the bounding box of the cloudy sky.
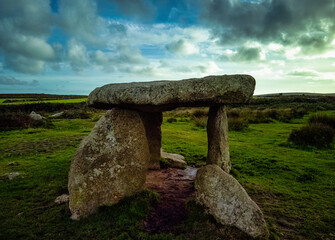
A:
[0,0,334,95]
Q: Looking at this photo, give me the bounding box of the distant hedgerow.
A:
[0,112,53,131]
[289,123,335,148]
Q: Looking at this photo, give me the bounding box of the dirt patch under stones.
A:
[144,166,198,233]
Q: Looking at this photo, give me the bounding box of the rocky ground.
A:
[144,166,198,233]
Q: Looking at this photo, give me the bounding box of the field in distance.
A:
[0,93,87,105]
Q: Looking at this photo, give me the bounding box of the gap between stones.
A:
[144,166,198,233]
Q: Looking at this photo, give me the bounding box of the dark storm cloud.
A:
[0,0,57,74]
[199,0,335,52]
[232,46,263,62]
[0,76,39,86]
[219,45,263,62]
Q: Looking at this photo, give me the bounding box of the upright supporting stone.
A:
[68,108,150,219]
[207,105,231,173]
[195,165,269,238]
[139,112,163,169]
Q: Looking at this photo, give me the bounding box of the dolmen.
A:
[68,75,269,238]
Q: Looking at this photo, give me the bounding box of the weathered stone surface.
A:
[68,108,150,219]
[139,112,163,169]
[87,75,255,112]
[195,165,268,238]
[51,112,64,118]
[55,194,69,205]
[1,172,21,180]
[207,106,230,172]
[161,151,187,169]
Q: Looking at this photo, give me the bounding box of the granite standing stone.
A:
[68,108,150,219]
[207,106,230,172]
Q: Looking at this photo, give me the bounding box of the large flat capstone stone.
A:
[87,75,255,112]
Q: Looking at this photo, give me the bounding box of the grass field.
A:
[0,101,334,239]
[0,98,87,105]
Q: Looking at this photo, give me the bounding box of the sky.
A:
[0,0,334,95]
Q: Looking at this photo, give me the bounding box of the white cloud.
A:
[270,60,286,67]
[166,39,199,55]
[220,45,264,62]
[58,0,106,46]
[67,39,89,72]
[288,68,320,77]
[285,47,301,60]
[5,56,45,74]
[0,75,39,86]
[155,59,223,78]
[0,0,54,74]
[6,35,55,61]
[118,44,147,64]
[267,43,284,52]
[287,68,335,83]
[123,23,210,50]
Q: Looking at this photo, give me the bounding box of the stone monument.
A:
[68,75,268,238]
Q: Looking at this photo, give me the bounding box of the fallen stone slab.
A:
[161,151,187,169]
[87,75,255,112]
[51,112,64,118]
[195,165,268,238]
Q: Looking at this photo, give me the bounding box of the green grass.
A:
[0,98,87,105]
[1,109,335,239]
[162,120,208,166]
[161,111,335,239]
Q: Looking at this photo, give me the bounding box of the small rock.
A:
[55,194,69,204]
[161,151,187,169]
[195,165,268,238]
[7,172,21,180]
[51,112,64,118]
[29,111,43,120]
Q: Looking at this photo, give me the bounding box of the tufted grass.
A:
[0,105,334,239]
